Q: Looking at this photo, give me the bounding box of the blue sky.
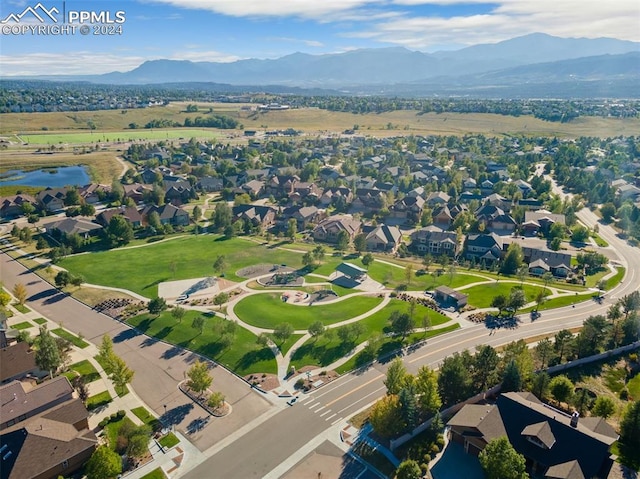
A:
[1,0,639,76]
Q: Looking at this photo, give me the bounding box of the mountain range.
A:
[14,33,640,97]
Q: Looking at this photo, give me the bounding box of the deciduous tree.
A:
[12,282,27,305]
[384,357,409,395]
[369,394,403,439]
[549,375,574,405]
[186,360,212,396]
[35,326,61,379]
[478,437,528,479]
[85,446,122,479]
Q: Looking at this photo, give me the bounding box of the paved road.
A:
[0,251,272,451]
[183,202,640,479]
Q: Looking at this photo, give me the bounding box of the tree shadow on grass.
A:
[155,326,173,340]
[234,347,275,373]
[142,277,169,291]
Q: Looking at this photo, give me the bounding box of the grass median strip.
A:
[87,390,112,410]
[69,359,101,383]
[10,321,33,330]
[51,328,89,348]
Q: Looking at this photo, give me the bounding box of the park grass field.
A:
[290,299,454,369]
[58,235,305,297]
[127,310,276,376]
[463,281,548,308]
[234,293,384,329]
[18,128,220,145]
[2,101,639,138]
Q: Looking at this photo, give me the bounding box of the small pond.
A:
[0,166,91,187]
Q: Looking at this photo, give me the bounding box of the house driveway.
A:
[430,441,484,479]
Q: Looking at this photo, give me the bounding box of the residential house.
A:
[448,392,617,479]
[1,396,97,479]
[391,196,425,224]
[484,193,511,211]
[432,205,454,230]
[616,183,640,202]
[410,226,459,257]
[142,204,190,227]
[240,179,265,198]
[265,175,299,198]
[196,176,223,192]
[523,210,566,236]
[122,183,153,204]
[163,178,196,205]
[460,191,483,203]
[464,233,504,264]
[232,204,277,229]
[364,224,403,253]
[280,205,322,231]
[519,246,572,278]
[0,342,37,384]
[36,188,68,212]
[480,179,495,194]
[350,188,386,214]
[78,184,110,204]
[425,191,450,207]
[517,198,543,210]
[96,206,143,228]
[0,377,74,430]
[318,167,340,182]
[45,218,103,238]
[0,194,37,219]
[475,205,517,234]
[290,182,321,204]
[313,215,361,244]
[319,187,353,208]
[463,177,477,191]
[514,179,534,197]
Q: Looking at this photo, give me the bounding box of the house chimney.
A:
[570,411,579,428]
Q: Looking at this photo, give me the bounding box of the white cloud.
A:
[143,0,383,19]
[0,52,147,76]
[169,50,241,62]
[269,37,324,47]
[351,0,640,49]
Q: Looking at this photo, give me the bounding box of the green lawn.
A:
[69,359,101,383]
[87,390,112,410]
[335,324,460,374]
[21,129,219,145]
[140,468,167,479]
[104,416,136,449]
[463,282,547,308]
[12,303,30,313]
[158,432,180,449]
[131,406,157,425]
[51,328,89,348]
[33,317,47,325]
[605,267,625,290]
[291,299,453,369]
[234,293,384,329]
[520,292,595,313]
[627,373,640,399]
[10,321,33,330]
[59,235,305,296]
[127,310,276,375]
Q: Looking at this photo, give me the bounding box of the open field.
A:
[127,309,276,376]
[59,235,305,297]
[234,293,384,329]
[2,102,639,138]
[17,128,220,145]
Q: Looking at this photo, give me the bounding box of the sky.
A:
[1,0,639,76]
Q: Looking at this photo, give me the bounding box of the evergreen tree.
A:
[619,400,640,470]
[501,360,523,392]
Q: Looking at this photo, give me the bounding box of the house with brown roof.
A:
[313,215,361,244]
[0,377,74,430]
[96,206,143,228]
[0,194,37,219]
[0,398,97,479]
[391,196,425,224]
[78,184,110,204]
[0,342,37,384]
[45,218,103,238]
[447,392,618,479]
[364,224,403,253]
[122,183,154,204]
[141,204,190,227]
[232,204,277,229]
[36,188,68,212]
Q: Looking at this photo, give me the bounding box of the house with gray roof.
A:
[410,226,460,257]
[364,224,402,253]
[447,392,618,479]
